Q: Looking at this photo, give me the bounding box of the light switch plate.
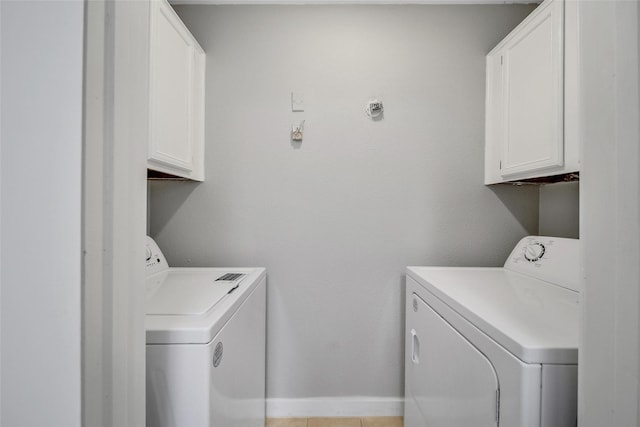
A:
[291,91,304,112]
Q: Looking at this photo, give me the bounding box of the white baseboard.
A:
[266,397,404,418]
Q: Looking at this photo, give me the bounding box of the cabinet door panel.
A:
[501,0,564,176]
[149,0,194,172]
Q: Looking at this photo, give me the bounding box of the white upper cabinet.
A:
[485,0,579,184]
[148,0,205,181]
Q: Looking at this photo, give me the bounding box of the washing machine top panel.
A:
[407,266,579,364]
[146,270,246,316]
[145,267,266,345]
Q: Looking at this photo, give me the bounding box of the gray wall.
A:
[539,182,580,238]
[149,4,538,412]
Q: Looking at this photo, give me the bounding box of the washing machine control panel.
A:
[146,244,162,268]
[146,236,169,275]
[523,241,546,263]
[510,237,553,267]
[506,236,580,292]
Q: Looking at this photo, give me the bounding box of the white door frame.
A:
[579,0,640,425]
[80,1,640,426]
[82,1,149,425]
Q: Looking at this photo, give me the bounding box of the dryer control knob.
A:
[523,242,546,263]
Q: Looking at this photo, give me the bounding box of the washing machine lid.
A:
[146,270,245,316]
[145,267,266,345]
[407,266,579,364]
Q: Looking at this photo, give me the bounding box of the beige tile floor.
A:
[266,417,403,427]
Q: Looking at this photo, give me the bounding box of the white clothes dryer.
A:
[145,236,266,427]
[405,236,579,427]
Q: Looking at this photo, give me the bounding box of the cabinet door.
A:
[500,0,564,177]
[405,293,499,427]
[149,0,195,173]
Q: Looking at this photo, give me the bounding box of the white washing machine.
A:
[405,236,579,427]
[145,236,267,427]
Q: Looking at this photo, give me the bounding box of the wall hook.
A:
[291,120,305,142]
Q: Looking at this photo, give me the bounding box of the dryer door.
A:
[406,293,499,427]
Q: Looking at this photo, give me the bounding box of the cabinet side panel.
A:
[485,53,504,185]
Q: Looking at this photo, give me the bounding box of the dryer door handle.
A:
[411,329,420,364]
